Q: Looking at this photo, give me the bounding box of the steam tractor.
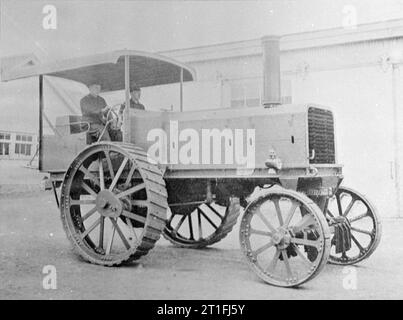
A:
[1,36,381,287]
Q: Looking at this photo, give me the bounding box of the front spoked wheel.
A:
[325,186,382,265]
[240,186,331,287]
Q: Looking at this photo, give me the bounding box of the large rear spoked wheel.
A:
[325,186,381,265]
[60,142,168,266]
[240,186,331,287]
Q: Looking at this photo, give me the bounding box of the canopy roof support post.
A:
[38,75,43,171]
[180,67,183,112]
[123,55,131,142]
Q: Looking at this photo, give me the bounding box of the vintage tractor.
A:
[1,37,381,287]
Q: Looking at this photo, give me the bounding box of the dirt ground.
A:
[0,190,402,300]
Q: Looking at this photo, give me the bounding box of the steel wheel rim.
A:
[240,189,330,287]
[326,186,381,265]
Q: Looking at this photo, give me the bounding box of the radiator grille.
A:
[308,107,336,164]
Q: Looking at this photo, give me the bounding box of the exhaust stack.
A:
[261,35,281,108]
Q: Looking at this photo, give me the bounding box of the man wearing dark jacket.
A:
[121,85,146,111]
[80,83,111,141]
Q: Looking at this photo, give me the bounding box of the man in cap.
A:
[121,85,146,111]
[80,82,111,141]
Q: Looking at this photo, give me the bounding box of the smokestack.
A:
[261,35,281,108]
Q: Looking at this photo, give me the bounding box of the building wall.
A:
[161,34,403,218]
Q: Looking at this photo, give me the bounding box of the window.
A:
[15,142,32,156]
[0,142,10,155]
[0,133,10,140]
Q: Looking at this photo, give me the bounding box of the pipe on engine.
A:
[261,35,281,108]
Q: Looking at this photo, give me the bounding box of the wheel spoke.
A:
[265,249,281,273]
[82,206,98,221]
[131,200,149,208]
[79,167,100,186]
[343,199,356,217]
[253,240,274,255]
[197,209,203,240]
[110,218,131,250]
[104,151,115,181]
[106,221,116,255]
[326,209,335,218]
[81,181,97,196]
[292,244,312,268]
[281,250,293,279]
[290,237,320,249]
[99,158,105,190]
[117,183,145,198]
[349,211,368,223]
[81,217,101,238]
[292,214,316,233]
[109,157,128,191]
[351,226,373,236]
[336,194,343,216]
[99,216,105,248]
[188,214,194,240]
[351,234,365,253]
[124,217,138,242]
[123,162,136,188]
[174,214,187,232]
[167,212,176,225]
[200,208,218,229]
[206,204,223,220]
[273,197,284,226]
[257,208,276,232]
[249,228,273,237]
[283,201,299,228]
[71,199,96,205]
[122,210,146,224]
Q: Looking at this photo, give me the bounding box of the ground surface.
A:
[0,189,402,300]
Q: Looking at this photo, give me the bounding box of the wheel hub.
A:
[272,229,291,250]
[95,190,123,218]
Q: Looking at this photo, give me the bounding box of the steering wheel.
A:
[104,103,123,130]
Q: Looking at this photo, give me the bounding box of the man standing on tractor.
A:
[80,82,111,141]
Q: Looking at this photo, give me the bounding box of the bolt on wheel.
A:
[240,186,331,287]
[60,142,167,266]
[325,186,382,265]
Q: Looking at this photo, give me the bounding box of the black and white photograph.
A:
[0,0,402,303]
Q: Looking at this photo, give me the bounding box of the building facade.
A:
[158,19,403,218]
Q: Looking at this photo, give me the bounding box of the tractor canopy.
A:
[1,50,196,91]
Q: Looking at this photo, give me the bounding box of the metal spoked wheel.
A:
[60,142,168,266]
[325,186,382,265]
[163,194,241,248]
[240,186,331,287]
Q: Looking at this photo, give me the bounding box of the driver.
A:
[80,82,111,141]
